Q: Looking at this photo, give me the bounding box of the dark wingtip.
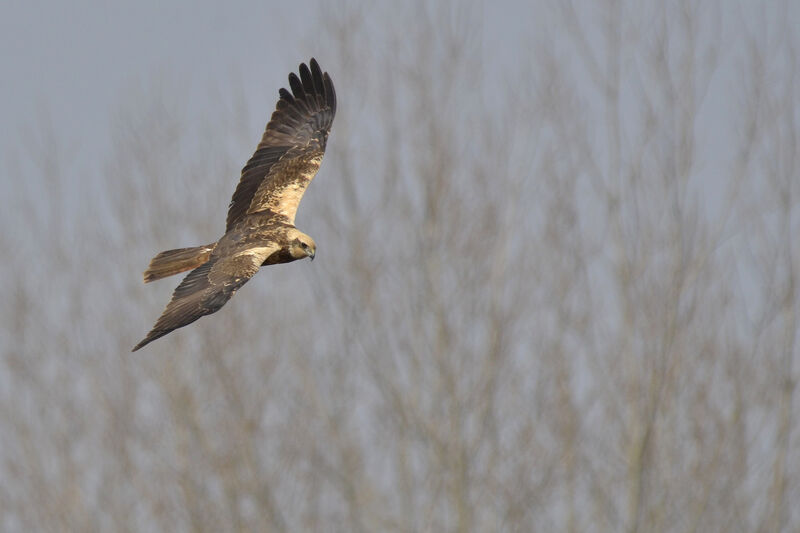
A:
[288,72,304,100]
[131,339,146,352]
[132,329,164,352]
[324,72,336,114]
[308,59,322,85]
[280,59,335,113]
[298,62,313,93]
[278,87,293,101]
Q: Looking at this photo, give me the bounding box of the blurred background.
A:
[1,0,798,531]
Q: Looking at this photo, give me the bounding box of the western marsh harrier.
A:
[133,59,336,351]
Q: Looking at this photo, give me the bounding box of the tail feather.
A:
[143,244,215,283]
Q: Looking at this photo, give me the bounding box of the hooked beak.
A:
[309,249,316,261]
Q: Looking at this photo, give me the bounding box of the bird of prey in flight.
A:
[133,59,336,351]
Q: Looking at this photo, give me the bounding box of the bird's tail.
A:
[143,244,216,283]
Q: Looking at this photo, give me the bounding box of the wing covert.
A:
[226,58,336,231]
[132,245,277,351]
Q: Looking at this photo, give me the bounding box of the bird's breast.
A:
[261,247,295,266]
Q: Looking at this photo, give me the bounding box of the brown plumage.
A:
[133,59,336,352]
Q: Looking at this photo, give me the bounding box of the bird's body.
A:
[133,59,336,351]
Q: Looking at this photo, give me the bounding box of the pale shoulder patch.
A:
[247,151,324,224]
[210,244,279,283]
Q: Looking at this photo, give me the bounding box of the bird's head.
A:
[289,233,316,261]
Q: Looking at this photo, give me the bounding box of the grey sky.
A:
[1,1,799,530]
[2,0,793,189]
[0,1,530,161]
[2,0,308,164]
[1,0,796,292]
[1,0,796,332]
[0,0,540,346]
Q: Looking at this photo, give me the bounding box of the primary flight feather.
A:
[133,59,336,351]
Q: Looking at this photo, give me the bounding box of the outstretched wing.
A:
[226,58,337,231]
[132,245,278,351]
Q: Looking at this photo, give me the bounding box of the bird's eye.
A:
[301,242,309,250]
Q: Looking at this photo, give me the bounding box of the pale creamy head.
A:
[286,228,316,260]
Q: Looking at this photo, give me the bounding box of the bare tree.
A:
[0,0,797,532]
